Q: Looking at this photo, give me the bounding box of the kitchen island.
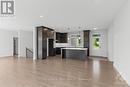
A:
[61,48,88,60]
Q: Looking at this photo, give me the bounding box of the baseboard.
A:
[0,56,13,58]
[89,55,107,58]
[114,63,130,86]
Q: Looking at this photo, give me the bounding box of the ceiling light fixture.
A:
[93,27,98,30]
[40,16,43,18]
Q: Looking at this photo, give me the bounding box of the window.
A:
[93,34,100,49]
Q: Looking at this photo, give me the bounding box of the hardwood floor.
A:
[0,56,129,87]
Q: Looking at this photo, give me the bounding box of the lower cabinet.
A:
[56,47,62,55]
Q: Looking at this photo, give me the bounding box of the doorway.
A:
[13,37,18,56]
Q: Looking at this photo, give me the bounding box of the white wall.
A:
[108,0,130,85]
[0,29,18,57]
[90,29,108,57]
[0,29,33,58]
[108,25,114,61]
[33,28,37,60]
[18,30,33,57]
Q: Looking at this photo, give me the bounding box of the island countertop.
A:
[61,48,88,60]
[61,48,88,51]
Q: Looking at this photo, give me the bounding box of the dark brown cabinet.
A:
[48,39,55,56]
[37,26,54,59]
[56,32,67,43]
[84,30,90,56]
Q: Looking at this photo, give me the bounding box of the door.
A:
[13,37,18,56]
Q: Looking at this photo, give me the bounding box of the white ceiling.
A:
[0,0,127,32]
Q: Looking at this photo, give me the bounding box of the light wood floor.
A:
[0,56,129,87]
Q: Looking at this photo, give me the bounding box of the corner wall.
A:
[0,29,18,57]
[108,0,130,85]
[18,30,33,57]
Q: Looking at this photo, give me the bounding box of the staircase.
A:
[26,48,33,58]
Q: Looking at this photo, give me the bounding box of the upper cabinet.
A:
[83,30,90,48]
[83,30,90,56]
[56,32,68,43]
[42,28,54,39]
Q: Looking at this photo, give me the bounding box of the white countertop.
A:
[55,43,70,47]
[62,48,88,51]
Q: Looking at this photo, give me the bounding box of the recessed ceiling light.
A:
[93,27,98,30]
[40,16,43,18]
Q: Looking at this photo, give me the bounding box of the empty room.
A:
[0,0,130,87]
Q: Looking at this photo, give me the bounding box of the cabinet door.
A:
[48,30,54,39]
[42,38,47,59]
[84,30,90,48]
[49,39,55,56]
[56,33,67,43]
[37,28,43,59]
[84,30,90,56]
[43,28,48,39]
[60,33,67,43]
[56,32,61,43]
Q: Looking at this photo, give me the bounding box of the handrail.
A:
[26,48,33,58]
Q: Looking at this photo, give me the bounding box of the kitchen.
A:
[36,26,107,60]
